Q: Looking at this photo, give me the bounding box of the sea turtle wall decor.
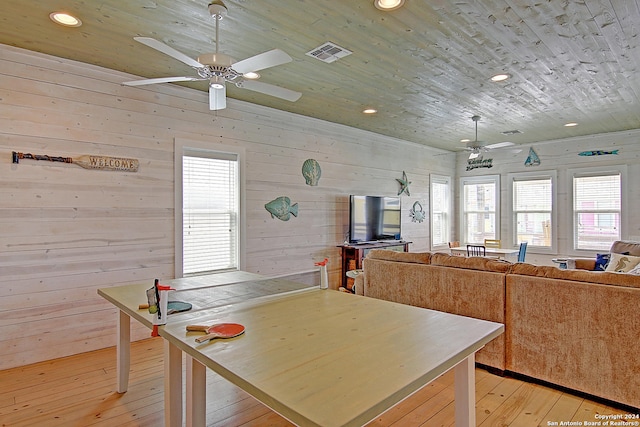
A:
[265,196,298,221]
[302,159,321,186]
[409,201,425,223]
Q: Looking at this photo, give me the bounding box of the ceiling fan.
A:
[122,1,302,110]
[464,115,516,159]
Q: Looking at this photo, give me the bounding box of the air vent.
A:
[501,129,523,135]
[306,42,352,63]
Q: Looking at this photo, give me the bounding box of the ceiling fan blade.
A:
[209,82,226,110]
[236,80,302,102]
[134,37,203,69]
[123,76,205,86]
[486,141,515,150]
[232,49,292,74]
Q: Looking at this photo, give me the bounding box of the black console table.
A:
[338,241,411,290]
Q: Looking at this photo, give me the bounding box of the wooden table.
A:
[160,288,503,427]
[450,246,520,258]
[97,271,313,418]
[99,273,503,427]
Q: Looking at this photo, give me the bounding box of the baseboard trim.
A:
[490,368,640,413]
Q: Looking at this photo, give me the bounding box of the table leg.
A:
[186,355,207,427]
[116,310,130,393]
[164,340,183,427]
[454,353,476,427]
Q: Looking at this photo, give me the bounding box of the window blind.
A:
[463,179,497,244]
[573,173,621,251]
[182,154,238,275]
[513,178,552,247]
[431,177,450,246]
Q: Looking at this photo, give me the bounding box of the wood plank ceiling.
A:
[1,0,640,151]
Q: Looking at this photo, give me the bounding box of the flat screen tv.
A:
[349,195,401,243]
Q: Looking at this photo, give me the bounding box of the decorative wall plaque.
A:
[12,151,139,172]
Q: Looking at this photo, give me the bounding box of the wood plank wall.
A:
[0,44,454,370]
[455,130,640,265]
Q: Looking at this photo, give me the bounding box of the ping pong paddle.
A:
[186,323,245,343]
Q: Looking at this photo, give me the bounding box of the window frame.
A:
[174,138,246,278]
[430,174,452,251]
[507,170,557,254]
[568,165,626,255]
[459,174,500,246]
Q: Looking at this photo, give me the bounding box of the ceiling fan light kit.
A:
[464,115,516,159]
[122,0,301,111]
[210,75,225,90]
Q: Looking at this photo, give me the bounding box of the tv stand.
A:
[338,241,411,290]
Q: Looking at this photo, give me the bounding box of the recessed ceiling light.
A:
[49,12,82,27]
[564,122,578,127]
[363,108,378,114]
[243,72,260,80]
[373,0,405,11]
[490,73,510,82]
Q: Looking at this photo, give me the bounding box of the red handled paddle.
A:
[186,323,245,343]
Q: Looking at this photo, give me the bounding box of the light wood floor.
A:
[0,338,632,427]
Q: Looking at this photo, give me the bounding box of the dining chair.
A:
[467,244,486,257]
[517,242,528,262]
[449,241,463,256]
[484,239,501,248]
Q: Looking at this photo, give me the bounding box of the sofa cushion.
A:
[509,263,640,289]
[605,253,640,273]
[430,252,512,273]
[365,249,431,264]
[627,265,640,275]
[611,240,640,256]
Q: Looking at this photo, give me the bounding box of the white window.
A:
[430,174,451,249]
[571,168,624,251]
[509,171,556,252]
[175,139,244,277]
[460,175,499,245]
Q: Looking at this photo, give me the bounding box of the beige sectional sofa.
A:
[354,249,640,409]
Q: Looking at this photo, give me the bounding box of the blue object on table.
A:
[517,242,528,262]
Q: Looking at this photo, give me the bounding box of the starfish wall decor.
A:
[396,171,411,196]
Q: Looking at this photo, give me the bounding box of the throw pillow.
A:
[627,265,640,276]
[605,253,640,273]
[594,253,610,271]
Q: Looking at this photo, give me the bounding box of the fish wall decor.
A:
[578,150,619,156]
[301,159,321,186]
[265,196,298,221]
